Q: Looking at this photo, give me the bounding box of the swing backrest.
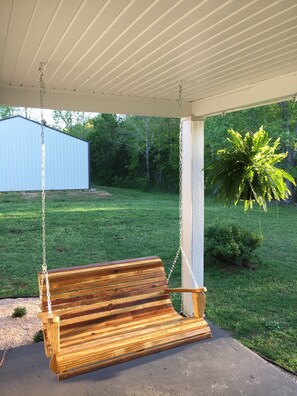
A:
[39,256,175,332]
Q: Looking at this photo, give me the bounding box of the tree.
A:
[0,106,17,118]
[84,113,180,191]
[151,117,179,191]
[119,115,180,191]
[0,106,42,122]
[275,101,297,201]
[87,114,124,186]
[0,106,34,119]
[52,110,90,139]
[120,116,156,182]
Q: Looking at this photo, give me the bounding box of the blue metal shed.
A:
[0,116,90,192]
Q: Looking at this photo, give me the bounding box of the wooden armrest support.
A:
[37,312,59,321]
[38,312,60,354]
[166,287,207,294]
[166,288,207,319]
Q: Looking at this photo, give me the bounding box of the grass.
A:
[204,200,297,373]
[0,187,296,372]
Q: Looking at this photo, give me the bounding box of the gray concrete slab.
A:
[0,323,296,396]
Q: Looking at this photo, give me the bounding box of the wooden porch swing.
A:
[37,66,211,380]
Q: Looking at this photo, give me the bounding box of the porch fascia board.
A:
[1,72,295,119]
[0,85,192,118]
[191,71,297,117]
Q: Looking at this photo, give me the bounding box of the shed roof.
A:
[0,115,88,143]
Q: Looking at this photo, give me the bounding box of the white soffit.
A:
[0,0,297,117]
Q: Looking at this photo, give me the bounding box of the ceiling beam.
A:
[0,86,192,118]
[1,71,296,119]
[191,71,297,117]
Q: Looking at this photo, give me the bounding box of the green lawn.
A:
[0,187,296,372]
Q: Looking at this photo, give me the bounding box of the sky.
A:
[11,107,97,130]
[10,107,56,126]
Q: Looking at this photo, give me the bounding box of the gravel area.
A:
[0,298,41,350]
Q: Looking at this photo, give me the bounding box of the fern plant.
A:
[206,127,295,211]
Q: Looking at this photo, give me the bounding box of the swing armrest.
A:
[166,287,207,319]
[38,312,60,354]
[166,287,207,294]
[37,311,59,321]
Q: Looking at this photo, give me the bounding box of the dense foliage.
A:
[205,221,263,267]
[1,101,296,201]
[84,104,297,198]
[88,114,180,191]
[206,127,295,210]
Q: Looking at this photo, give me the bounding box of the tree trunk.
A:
[145,117,150,181]
[279,101,296,203]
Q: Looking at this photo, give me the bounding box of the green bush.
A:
[33,330,44,343]
[205,221,263,267]
[12,307,27,317]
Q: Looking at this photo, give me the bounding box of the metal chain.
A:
[167,82,183,284]
[39,63,52,318]
[167,81,198,289]
[181,247,199,289]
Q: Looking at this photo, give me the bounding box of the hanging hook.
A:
[39,62,47,99]
[178,80,183,96]
[39,62,47,84]
[39,61,47,73]
[177,80,183,119]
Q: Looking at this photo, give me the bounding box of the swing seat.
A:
[38,256,211,380]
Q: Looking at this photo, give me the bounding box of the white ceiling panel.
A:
[153,31,297,100]
[0,0,296,117]
[109,3,297,98]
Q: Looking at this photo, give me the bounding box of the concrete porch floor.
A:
[0,323,296,396]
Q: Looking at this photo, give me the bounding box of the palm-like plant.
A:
[206,127,295,211]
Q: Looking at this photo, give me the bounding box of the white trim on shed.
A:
[0,116,90,192]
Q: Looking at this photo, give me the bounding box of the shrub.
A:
[12,307,27,318]
[33,330,44,343]
[205,221,263,267]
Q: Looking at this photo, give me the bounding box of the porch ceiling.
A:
[0,0,297,117]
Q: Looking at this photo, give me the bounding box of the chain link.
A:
[39,63,52,318]
[167,81,198,290]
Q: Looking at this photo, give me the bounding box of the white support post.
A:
[181,116,204,316]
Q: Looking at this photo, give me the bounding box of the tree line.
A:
[1,102,296,202]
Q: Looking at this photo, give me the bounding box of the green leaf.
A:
[205,127,296,211]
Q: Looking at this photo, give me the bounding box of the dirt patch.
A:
[20,192,39,199]
[0,298,41,350]
[46,189,112,199]
[3,189,111,200]
[88,190,111,197]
